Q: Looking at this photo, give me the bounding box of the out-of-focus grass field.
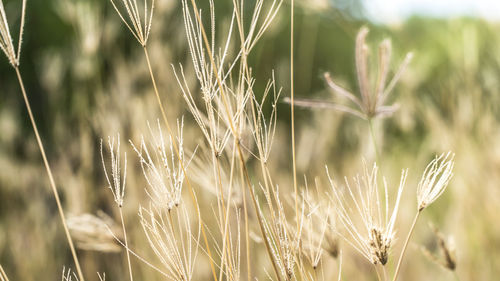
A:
[1,0,500,280]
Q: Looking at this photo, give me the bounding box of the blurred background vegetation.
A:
[1,0,500,280]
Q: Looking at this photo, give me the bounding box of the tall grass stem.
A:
[392,210,421,281]
[119,207,134,281]
[14,67,84,281]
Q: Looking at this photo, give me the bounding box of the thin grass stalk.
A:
[119,207,134,281]
[392,210,421,281]
[225,137,245,280]
[0,265,9,281]
[235,140,252,281]
[368,118,380,163]
[14,67,84,280]
[142,46,219,281]
[186,1,283,280]
[215,156,237,281]
[290,0,299,239]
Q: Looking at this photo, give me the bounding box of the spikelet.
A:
[420,224,457,271]
[108,0,154,46]
[417,152,455,211]
[101,134,127,207]
[327,162,407,265]
[0,0,26,67]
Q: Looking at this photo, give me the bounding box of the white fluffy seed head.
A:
[417,152,455,211]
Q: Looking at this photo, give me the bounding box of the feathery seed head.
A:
[0,0,26,67]
[131,119,190,211]
[101,134,127,207]
[108,0,154,46]
[417,152,455,211]
[323,27,413,120]
[67,212,122,253]
[327,162,407,265]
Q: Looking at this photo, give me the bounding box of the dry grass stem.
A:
[1,3,85,277]
[0,265,9,281]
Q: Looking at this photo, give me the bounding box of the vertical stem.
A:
[290,0,299,234]
[392,210,421,281]
[119,207,134,281]
[14,67,84,281]
[374,264,383,281]
[368,118,380,164]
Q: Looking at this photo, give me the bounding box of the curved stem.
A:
[392,210,421,281]
[14,67,84,281]
[119,207,134,281]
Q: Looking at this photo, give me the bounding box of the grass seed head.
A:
[100,134,127,208]
[324,27,413,120]
[108,0,154,46]
[417,152,455,211]
[0,0,26,67]
[327,162,407,266]
[67,212,122,253]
